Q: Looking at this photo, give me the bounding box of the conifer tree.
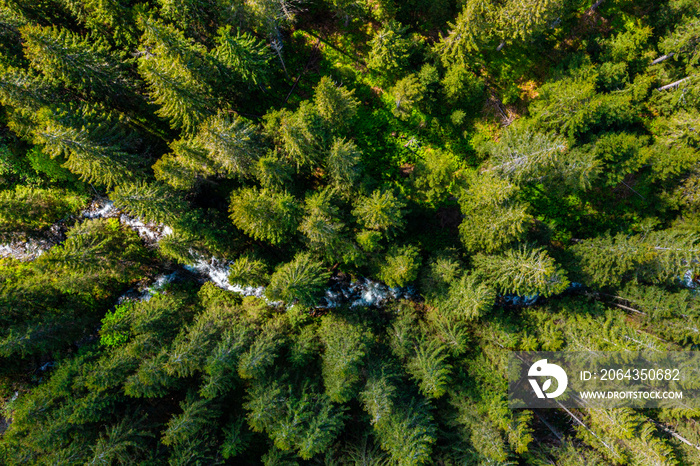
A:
[407,338,452,399]
[237,321,286,380]
[244,378,346,459]
[571,230,700,288]
[474,246,570,297]
[435,0,496,64]
[228,255,269,287]
[367,20,412,76]
[255,149,294,189]
[229,186,301,245]
[54,0,139,46]
[496,0,565,45]
[313,76,359,129]
[136,16,215,133]
[265,252,331,305]
[318,315,371,403]
[213,26,271,86]
[193,111,263,177]
[390,74,423,120]
[162,396,217,448]
[20,24,132,100]
[490,126,567,184]
[352,189,407,235]
[0,186,85,238]
[299,187,349,262]
[276,102,327,169]
[326,137,361,196]
[111,181,187,225]
[378,244,422,287]
[35,111,140,188]
[458,171,531,253]
[437,272,496,320]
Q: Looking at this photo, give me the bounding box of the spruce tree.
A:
[265,252,331,305]
[473,246,570,297]
[229,186,301,245]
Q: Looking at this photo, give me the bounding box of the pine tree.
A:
[54,0,139,47]
[193,111,263,177]
[318,315,371,403]
[20,24,132,100]
[228,255,269,287]
[473,246,570,297]
[458,171,531,253]
[299,187,348,261]
[237,320,286,379]
[490,126,567,184]
[367,20,412,76]
[200,328,251,399]
[276,102,327,169]
[136,16,215,133]
[436,273,495,320]
[407,338,452,399]
[434,0,496,64]
[162,396,217,447]
[389,74,424,120]
[35,218,147,289]
[35,112,140,188]
[571,230,700,289]
[153,138,210,190]
[411,148,459,205]
[255,149,294,189]
[377,244,422,287]
[229,186,301,245]
[440,65,485,109]
[352,189,407,235]
[496,0,565,45]
[373,397,437,465]
[244,379,346,460]
[326,137,361,196]
[213,26,271,86]
[0,186,85,238]
[313,76,359,130]
[265,252,331,305]
[87,417,149,465]
[111,181,187,225]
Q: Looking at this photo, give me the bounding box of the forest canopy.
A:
[0,0,700,464]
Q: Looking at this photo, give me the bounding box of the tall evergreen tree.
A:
[229,186,301,245]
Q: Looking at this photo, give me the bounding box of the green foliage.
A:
[20,24,132,99]
[313,76,359,129]
[100,302,134,347]
[407,338,451,399]
[367,20,412,76]
[1,1,699,464]
[214,26,271,86]
[111,181,187,224]
[229,186,302,245]
[473,246,570,297]
[571,230,700,289]
[0,186,85,237]
[389,74,423,119]
[352,189,407,235]
[378,244,422,287]
[441,65,485,110]
[228,255,269,287]
[458,171,532,253]
[326,137,362,196]
[244,379,347,459]
[319,315,371,403]
[266,253,331,305]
